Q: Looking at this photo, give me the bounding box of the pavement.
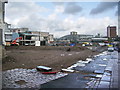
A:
[0,45,2,90]
[41,50,119,89]
[119,52,120,89]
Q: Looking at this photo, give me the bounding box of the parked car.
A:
[108,47,114,52]
[116,43,120,52]
[118,48,120,52]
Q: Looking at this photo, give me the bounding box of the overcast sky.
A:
[5,1,118,38]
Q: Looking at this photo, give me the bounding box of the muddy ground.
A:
[2,46,99,71]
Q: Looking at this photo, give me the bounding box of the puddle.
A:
[76,52,80,54]
[84,74,99,80]
[61,54,65,56]
[84,76,91,80]
[68,54,72,56]
[15,80,27,85]
[19,51,25,53]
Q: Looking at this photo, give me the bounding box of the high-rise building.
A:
[107,26,117,38]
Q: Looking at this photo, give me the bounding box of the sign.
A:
[35,41,40,46]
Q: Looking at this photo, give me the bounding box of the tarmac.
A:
[41,50,119,89]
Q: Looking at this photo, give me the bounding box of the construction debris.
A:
[61,69,74,73]
[36,66,52,71]
[41,71,58,74]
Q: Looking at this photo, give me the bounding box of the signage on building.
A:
[35,41,40,46]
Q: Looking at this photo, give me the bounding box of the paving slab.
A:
[98,81,110,88]
[101,75,111,82]
[118,53,120,89]
[110,52,118,88]
[0,46,2,90]
[93,80,100,88]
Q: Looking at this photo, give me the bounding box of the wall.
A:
[0,29,2,45]
[0,1,4,24]
[118,1,120,37]
[0,1,8,45]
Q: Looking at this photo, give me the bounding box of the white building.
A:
[0,0,8,45]
[31,31,54,45]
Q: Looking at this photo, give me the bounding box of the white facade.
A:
[31,31,54,43]
[48,34,54,43]
[10,28,29,32]
[107,27,110,37]
[35,41,40,46]
[0,0,8,45]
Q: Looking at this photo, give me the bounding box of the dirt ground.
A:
[2,46,99,71]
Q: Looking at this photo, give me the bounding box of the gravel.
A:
[2,68,68,88]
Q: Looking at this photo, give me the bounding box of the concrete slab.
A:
[82,61,90,64]
[96,74,103,78]
[76,63,86,67]
[103,58,107,60]
[94,70,104,74]
[105,67,112,71]
[86,58,93,61]
[104,72,111,76]
[98,64,107,67]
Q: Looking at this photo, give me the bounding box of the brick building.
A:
[107,26,117,38]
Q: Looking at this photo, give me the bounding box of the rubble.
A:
[2,68,68,88]
[36,66,52,71]
[61,69,74,73]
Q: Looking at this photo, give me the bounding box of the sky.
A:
[5,1,118,38]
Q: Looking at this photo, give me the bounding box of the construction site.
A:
[2,46,100,71]
[1,0,120,89]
